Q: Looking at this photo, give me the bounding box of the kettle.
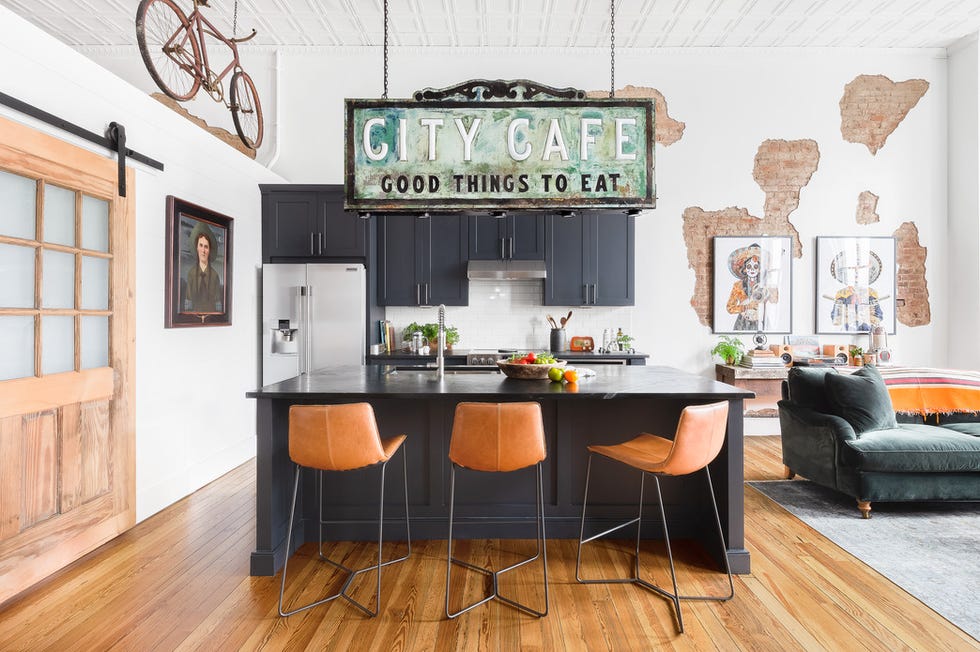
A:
[411,331,425,353]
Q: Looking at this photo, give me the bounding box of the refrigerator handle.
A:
[306,285,314,373]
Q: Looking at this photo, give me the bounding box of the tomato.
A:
[525,352,536,363]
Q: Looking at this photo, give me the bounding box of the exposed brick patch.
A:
[856,191,880,224]
[893,221,931,326]
[151,92,256,159]
[840,75,929,155]
[683,140,818,327]
[586,85,685,146]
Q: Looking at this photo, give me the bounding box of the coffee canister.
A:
[550,328,567,352]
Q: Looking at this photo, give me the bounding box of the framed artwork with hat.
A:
[816,236,895,335]
[165,196,233,328]
[712,236,792,334]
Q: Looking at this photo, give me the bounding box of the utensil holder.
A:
[550,328,567,352]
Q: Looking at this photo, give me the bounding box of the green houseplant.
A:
[849,345,864,366]
[711,335,745,365]
[403,322,459,350]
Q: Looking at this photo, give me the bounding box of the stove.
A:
[465,349,519,365]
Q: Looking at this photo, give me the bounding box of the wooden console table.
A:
[715,364,788,417]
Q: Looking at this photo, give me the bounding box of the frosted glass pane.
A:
[81,195,109,252]
[44,184,75,246]
[0,243,35,308]
[81,256,109,310]
[42,316,74,375]
[0,316,35,380]
[42,250,75,309]
[0,170,36,239]
[81,316,109,369]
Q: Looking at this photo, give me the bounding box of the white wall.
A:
[0,7,287,521]
[948,35,980,370]
[266,46,949,372]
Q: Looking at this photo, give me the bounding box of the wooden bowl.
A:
[496,359,566,379]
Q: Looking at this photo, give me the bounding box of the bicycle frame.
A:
[164,0,252,101]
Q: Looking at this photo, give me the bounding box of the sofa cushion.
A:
[941,422,980,437]
[786,367,839,413]
[841,424,980,472]
[825,365,898,434]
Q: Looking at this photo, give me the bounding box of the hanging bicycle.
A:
[136,0,264,149]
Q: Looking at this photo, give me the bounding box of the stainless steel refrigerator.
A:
[261,263,366,386]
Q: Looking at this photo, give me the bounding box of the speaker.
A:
[876,348,893,364]
[770,344,794,366]
[822,344,849,365]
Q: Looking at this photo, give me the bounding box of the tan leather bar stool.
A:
[446,402,549,618]
[576,401,734,633]
[278,403,410,617]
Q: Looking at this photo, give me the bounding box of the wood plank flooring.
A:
[0,436,976,651]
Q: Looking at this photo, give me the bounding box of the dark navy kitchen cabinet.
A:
[378,214,469,306]
[545,211,634,306]
[468,213,546,260]
[261,184,367,261]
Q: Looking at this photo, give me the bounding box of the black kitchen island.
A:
[247,364,754,576]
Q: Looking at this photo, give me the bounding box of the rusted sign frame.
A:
[344,79,655,212]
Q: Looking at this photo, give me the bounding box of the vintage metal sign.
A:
[344,80,655,211]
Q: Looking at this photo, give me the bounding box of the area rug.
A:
[749,480,979,641]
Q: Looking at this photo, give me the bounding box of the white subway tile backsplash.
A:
[385,280,634,351]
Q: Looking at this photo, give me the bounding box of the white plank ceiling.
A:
[2,0,980,50]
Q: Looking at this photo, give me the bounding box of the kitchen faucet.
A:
[436,304,446,379]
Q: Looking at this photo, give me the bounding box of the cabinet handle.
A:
[592,283,598,304]
[416,284,421,305]
[583,284,589,304]
[425,283,430,305]
[310,232,316,255]
[318,232,324,255]
[500,238,506,259]
[508,237,514,259]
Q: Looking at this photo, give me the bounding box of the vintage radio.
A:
[876,348,893,364]
[769,344,794,366]
[822,344,850,365]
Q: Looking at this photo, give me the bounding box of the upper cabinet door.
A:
[592,212,634,306]
[317,189,367,258]
[507,213,546,260]
[545,212,589,306]
[468,214,545,260]
[262,192,318,259]
[377,214,422,306]
[425,214,469,306]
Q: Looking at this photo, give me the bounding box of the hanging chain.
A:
[609,0,616,98]
[233,0,239,39]
[383,0,390,98]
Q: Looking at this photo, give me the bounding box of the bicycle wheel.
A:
[230,70,264,149]
[136,0,201,101]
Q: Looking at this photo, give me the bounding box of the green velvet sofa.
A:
[777,366,980,518]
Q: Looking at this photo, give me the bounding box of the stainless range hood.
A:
[467,259,547,280]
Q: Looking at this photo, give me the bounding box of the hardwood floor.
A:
[0,436,975,651]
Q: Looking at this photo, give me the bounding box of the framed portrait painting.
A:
[815,236,895,335]
[712,236,792,334]
[164,196,233,327]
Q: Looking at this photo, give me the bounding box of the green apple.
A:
[547,366,564,382]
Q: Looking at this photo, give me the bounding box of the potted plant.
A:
[615,332,635,351]
[412,322,459,351]
[849,345,864,366]
[711,335,745,365]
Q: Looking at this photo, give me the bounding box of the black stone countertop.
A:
[367,350,650,361]
[247,364,754,400]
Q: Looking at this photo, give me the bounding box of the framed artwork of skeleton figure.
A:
[712,236,792,334]
[815,236,896,335]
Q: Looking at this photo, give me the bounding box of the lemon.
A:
[547,366,564,382]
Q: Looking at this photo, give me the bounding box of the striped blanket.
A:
[879,367,980,415]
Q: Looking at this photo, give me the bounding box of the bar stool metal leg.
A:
[278,445,411,617]
[576,455,734,634]
[446,462,549,618]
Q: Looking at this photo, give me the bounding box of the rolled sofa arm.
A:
[778,400,856,488]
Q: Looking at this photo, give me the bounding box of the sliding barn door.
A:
[0,115,135,605]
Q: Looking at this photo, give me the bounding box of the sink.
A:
[390,365,501,374]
